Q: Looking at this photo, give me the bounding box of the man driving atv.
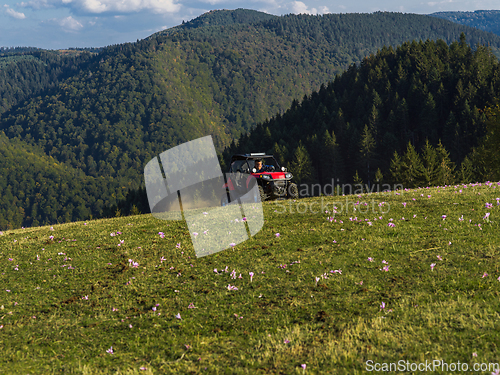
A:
[254,159,272,173]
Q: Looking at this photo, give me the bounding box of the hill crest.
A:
[160,8,277,34]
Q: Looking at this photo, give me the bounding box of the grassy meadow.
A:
[1,182,500,374]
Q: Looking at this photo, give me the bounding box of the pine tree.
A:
[262,127,273,152]
[420,139,439,187]
[368,103,379,137]
[419,92,439,144]
[395,98,410,141]
[458,155,474,184]
[290,141,314,186]
[353,170,364,193]
[401,142,424,188]
[435,140,455,185]
[389,150,402,184]
[321,129,342,186]
[271,142,287,168]
[443,111,461,161]
[333,108,347,139]
[130,204,140,216]
[374,168,384,192]
[359,124,376,188]
[309,133,322,181]
[472,104,500,181]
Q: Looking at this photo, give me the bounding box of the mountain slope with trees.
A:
[224,35,500,192]
[0,131,120,229]
[2,10,500,228]
[0,48,98,115]
[431,10,500,37]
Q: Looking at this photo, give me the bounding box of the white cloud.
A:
[17,0,181,15]
[427,0,454,7]
[4,4,27,19]
[42,14,85,32]
[58,15,83,30]
[18,0,52,9]
[318,5,329,14]
[286,1,330,15]
[201,0,227,5]
[290,1,310,14]
[59,0,181,14]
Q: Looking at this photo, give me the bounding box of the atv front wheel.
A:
[221,191,231,206]
[288,183,299,199]
[258,185,267,202]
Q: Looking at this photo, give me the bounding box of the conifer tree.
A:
[290,141,314,186]
[353,170,364,193]
[443,111,461,161]
[420,139,439,187]
[395,98,410,141]
[419,92,439,143]
[333,108,347,139]
[271,142,287,168]
[389,150,402,184]
[321,129,343,186]
[401,142,424,188]
[458,155,474,183]
[359,124,377,188]
[374,168,383,183]
[472,104,500,181]
[309,133,322,181]
[262,127,273,152]
[435,140,455,185]
[368,103,379,137]
[374,168,384,192]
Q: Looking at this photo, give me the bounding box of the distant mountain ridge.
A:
[431,10,500,37]
[2,10,500,228]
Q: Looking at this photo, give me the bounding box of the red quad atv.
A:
[221,153,299,206]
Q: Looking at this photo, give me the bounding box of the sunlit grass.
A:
[1,182,500,373]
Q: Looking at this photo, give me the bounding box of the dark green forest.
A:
[0,48,97,115]
[2,9,500,229]
[225,36,500,190]
[0,132,121,228]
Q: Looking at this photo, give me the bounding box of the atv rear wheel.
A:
[288,183,299,199]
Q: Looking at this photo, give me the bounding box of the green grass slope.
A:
[1,182,499,373]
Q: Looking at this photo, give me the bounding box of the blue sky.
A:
[1,0,498,49]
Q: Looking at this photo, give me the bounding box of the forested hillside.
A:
[0,48,98,115]
[2,10,500,228]
[224,36,500,191]
[431,10,500,37]
[0,132,120,228]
